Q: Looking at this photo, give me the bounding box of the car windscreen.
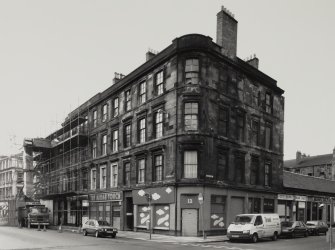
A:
[306,221,317,226]
[234,215,253,224]
[281,221,293,227]
[98,221,110,226]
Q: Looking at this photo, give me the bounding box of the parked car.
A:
[82,219,118,238]
[306,221,328,235]
[227,214,281,243]
[281,221,309,238]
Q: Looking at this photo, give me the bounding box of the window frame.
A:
[91,168,97,190]
[138,81,146,104]
[155,70,164,95]
[124,123,131,148]
[154,109,164,139]
[185,58,200,85]
[183,150,198,179]
[218,106,229,137]
[234,151,245,184]
[138,117,146,143]
[125,89,131,112]
[113,97,119,117]
[102,104,108,122]
[110,162,118,188]
[264,161,272,187]
[101,134,107,156]
[93,110,97,128]
[100,164,107,189]
[92,138,97,159]
[184,102,199,131]
[112,129,118,152]
[153,154,163,182]
[137,158,146,184]
[265,92,273,114]
[123,161,131,186]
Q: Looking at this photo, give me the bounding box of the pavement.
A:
[49,225,229,243]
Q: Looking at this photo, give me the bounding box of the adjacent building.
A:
[24,7,285,236]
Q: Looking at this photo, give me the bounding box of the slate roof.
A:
[283,171,335,194]
[284,154,332,169]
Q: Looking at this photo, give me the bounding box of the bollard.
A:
[37,223,41,231]
[43,225,46,232]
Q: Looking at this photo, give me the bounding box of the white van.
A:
[227,213,281,243]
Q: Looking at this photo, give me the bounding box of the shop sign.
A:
[26,202,41,206]
[89,192,122,202]
[133,187,175,205]
[278,194,294,200]
[295,195,307,202]
[180,194,200,208]
[82,200,89,207]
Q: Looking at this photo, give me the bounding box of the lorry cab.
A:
[227,213,281,243]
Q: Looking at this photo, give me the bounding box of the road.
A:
[0,227,333,250]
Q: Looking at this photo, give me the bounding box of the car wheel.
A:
[111,234,116,238]
[272,232,278,241]
[251,233,258,243]
[83,229,87,236]
[95,231,99,238]
[292,232,296,238]
[304,231,308,237]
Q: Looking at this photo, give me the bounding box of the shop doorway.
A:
[182,209,198,236]
[125,197,133,230]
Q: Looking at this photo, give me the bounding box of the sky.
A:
[0,0,334,160]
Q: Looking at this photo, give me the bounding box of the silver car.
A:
[82,219,118,238]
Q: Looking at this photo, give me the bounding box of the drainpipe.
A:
[174,51,179,236]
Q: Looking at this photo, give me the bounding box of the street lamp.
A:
[198,193,206,240]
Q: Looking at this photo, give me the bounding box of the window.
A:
[236,111,245,141]
[100,165,106,189]
[251,119,260,146]
[156,70,164,95]
[185,59,199,84]
[112,129,118,152]
[82,170,88,190]
[210,195,226,229]
[137,158,145,184]
[265,161,272,186]
[111,163,118,188]
[124,162,130,186]
[153,154,163,182]
[154,109,163,138]
[91,168,96,190]
[102,104,108,122]
[101,134,107,156]
[263,199,274,213]
[124,124,131,148]
[138,117,146,143]
[184,102,198,131]
[217,149,228,180]
[125,90,131,112]
[92,138,97,158]
[93,110,97,128]
[265,121,272,149]
[183,151,198,178]
[250,156,259,185]
[248,198,261,213]
[265,93,272,114]
[113,97,119,117]
[218,107,229,136]
[255,215,263,225]
[234,152,245,183]
[139,81,146,104]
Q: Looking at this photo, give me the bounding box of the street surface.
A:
[0,226,334,250]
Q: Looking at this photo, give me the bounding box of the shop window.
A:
[137,205,150,227]
[248,198,261,213]
[263,199,275,213]
[210,195,226,229]
[153,205,170,229]
[185,59,199,85]
[183,150,198,179]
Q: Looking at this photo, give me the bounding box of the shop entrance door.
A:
[182,209,198,236]
[125,197,133,230]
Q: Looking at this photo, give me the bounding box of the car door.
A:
[255,216,265,238]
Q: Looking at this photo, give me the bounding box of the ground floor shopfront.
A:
[277,194,334,224]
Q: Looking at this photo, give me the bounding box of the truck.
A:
[18,202,50,228]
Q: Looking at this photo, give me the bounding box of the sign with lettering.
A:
[295,195,307,202]
[278,194,294,200]
[180,194,200,208]
[89,192,122,202]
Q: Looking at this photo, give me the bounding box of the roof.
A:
[284,154,332,169]
[283,171,335,194]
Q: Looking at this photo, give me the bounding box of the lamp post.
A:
[330,198,333,250]
[198,193,206,240]
[144,192,152,240]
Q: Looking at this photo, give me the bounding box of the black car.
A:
[281,221,309,238]
[306,221,328,235]
[82,219,118,238]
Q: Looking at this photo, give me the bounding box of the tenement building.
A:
[24,7,284,236]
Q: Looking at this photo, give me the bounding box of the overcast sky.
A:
[0,0,334,160]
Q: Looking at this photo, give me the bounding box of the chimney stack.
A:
[146,48,158,62]
[216,6,238,59]
[332,147,335,180]
[296,151,302,163]
[246,55,259,69]
[113,72,125,85]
